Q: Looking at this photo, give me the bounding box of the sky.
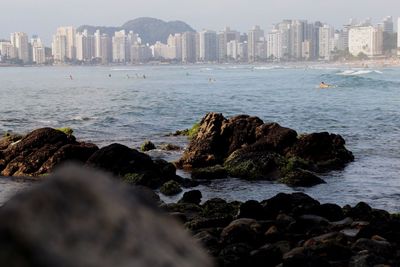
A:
[1,0,399,44]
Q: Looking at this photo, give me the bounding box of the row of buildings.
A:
[0,32,47,64]
[0,16,397,65]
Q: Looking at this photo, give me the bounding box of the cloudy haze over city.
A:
[1,0,400,42]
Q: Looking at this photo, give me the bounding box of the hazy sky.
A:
[1,0,399,44]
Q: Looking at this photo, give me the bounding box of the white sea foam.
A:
[337,69,382,76]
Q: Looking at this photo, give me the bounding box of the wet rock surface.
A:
[178,113,354,187]
[164,192,400,267]
[0,128,99,177]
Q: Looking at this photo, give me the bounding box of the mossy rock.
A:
[56,127,73,136]
[188,122,200,139]
[140,140,156,152]
[202,198,238,218]
[224,150,284,181]
[191,165,228,180]
[278,169,325,187]
[171,122,200,140]
[160,180,182,196]
[280,157,313,175]
[123,172,163,189]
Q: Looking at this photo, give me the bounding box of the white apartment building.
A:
[267,29,282,60]
[76,30,95,61]
[167,34,183,60]
[0,41,17,59]
[319,25,334,60]
[248,26,264,62]
[349,26,383,57]
[227,40,238,60]
[10,32,30,63]
[52,27,76,61]
[112,30,127,62]
[31,37,46,64]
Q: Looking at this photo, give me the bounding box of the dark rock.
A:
[220,218,262,246]
[36,143,99,175]
[349,251,387,267]
[162,202,202,221]
[0,133,23,150]
[264,192,320,217]
[351,238,393,258]
[0,165,212,267]
[202,198,237,218]
[264,225,284,243]
[191,165,228,180]
[0,128,99,177]
[179,190,202,205]
[282,253,332,267]
[160,180,182,196]
[311,203,345,222]
[177,113,227,168]
[141,140,156,151]
[220,114,264,156]
[255,122,298,152]
[346,202,373,221]
[237,200,267,220]
[86,143,154,176]
[218,243,253,267]
[185,216,233,231]
[249,243,283,267]
[224,147,283,180]
[279,169,326,187]
[286,132,354,171]
[123,172,164,189]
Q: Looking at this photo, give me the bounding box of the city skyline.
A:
[1,0,400,43]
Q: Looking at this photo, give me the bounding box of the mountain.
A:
[77,17,195,45]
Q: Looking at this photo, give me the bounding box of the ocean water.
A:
[0,64,399,211]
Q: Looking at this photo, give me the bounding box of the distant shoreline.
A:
[1,58,400,69]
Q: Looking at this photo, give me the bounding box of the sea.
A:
[0,64,399,211]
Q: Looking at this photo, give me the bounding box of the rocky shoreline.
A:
[0,113,399,266]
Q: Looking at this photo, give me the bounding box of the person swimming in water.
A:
[319,82,330,88]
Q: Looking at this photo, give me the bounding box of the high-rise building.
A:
[52,34,67,62]
[51,26,76,62]
[10,32,30,63]
[349,26,383,57]
[319,25,334,60]
[76,29,95,62]
[112,30,127,63]
[248,26,264,62]
[94,30,102,59]
[290,20,307,60]
[167,34,183,61]
[199,30,217,62]
[131,43,152,63]
[267,29,282,60]
[383,16,393,33]
[0,41,17,60]
[217,27,240,62]
[31,36,46,64]
[182,32,196,63]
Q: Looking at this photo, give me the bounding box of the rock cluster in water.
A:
[0,115,398,267]
[177,113,354,187]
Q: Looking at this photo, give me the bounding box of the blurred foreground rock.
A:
[0,165,212,267]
